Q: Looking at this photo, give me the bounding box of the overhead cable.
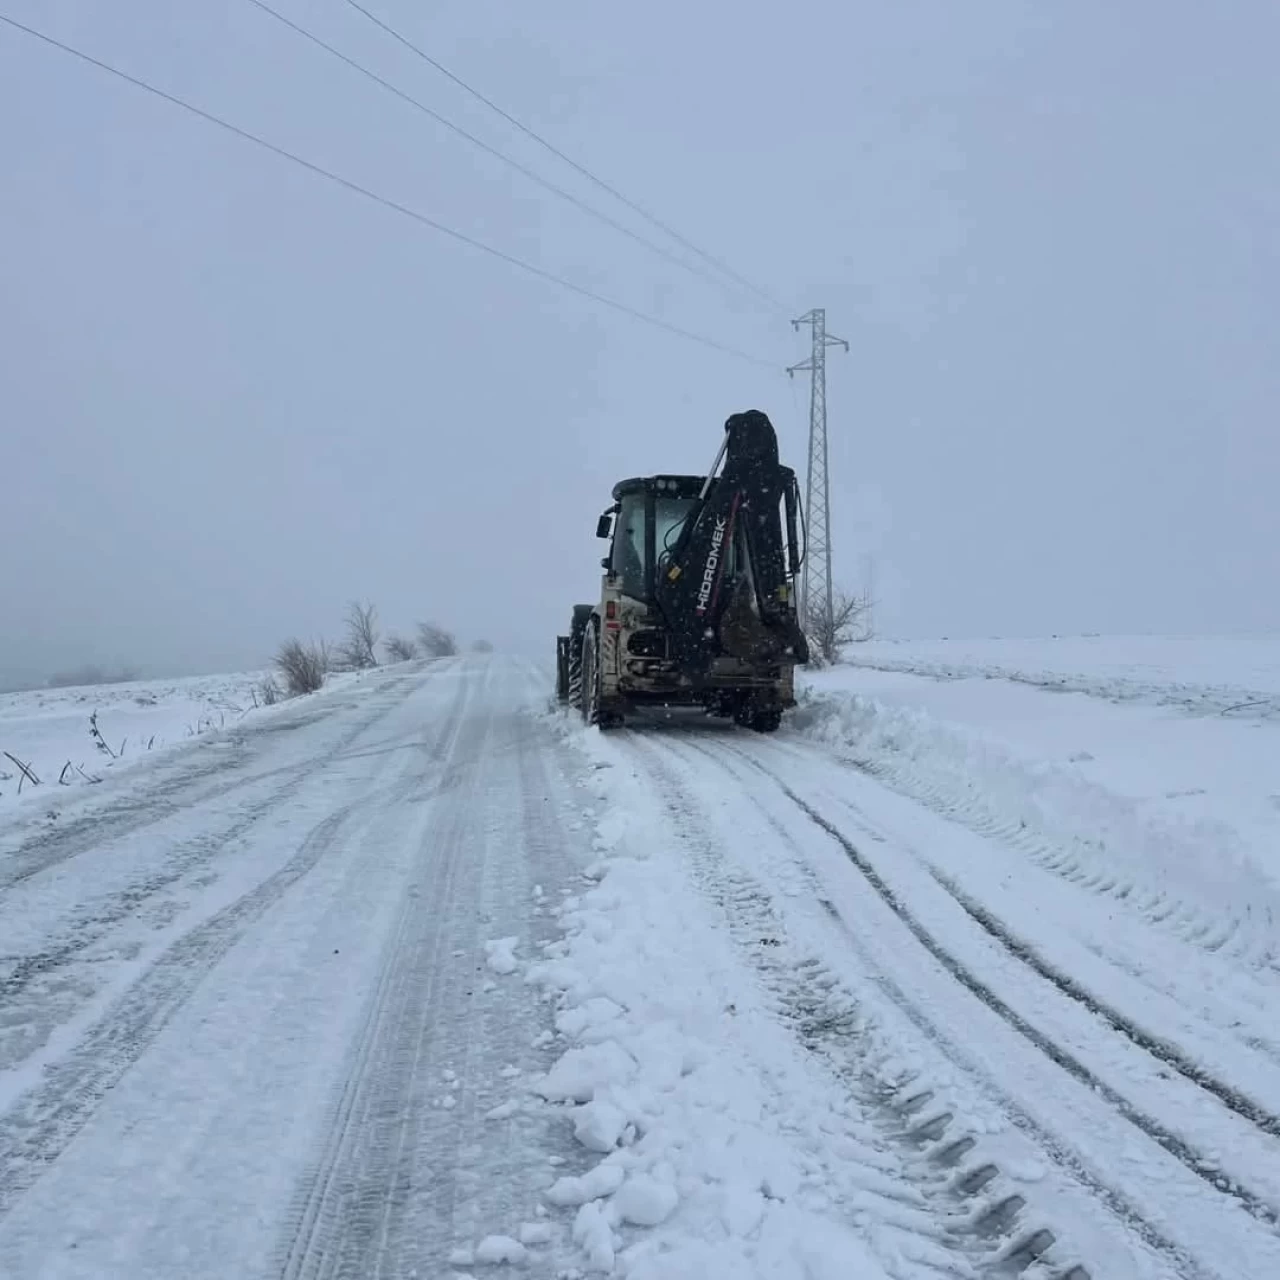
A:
[246,0,777,315]
[342,0,794,317]
[0,12,780,370]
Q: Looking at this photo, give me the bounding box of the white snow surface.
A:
[3,642,1279,1280]
[473,1233,528,1264]
[485,936,521,975]
[846,631,1280,717]
[798,650,1280,934]
[0,666,380,820]
[528,634,1280,1279]
[0,659,589,1277]
[0,670,262,807]
[529,728,959,1279]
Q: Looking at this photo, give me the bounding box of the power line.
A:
[341,0,794,317]
[0,11,778,370]
[244,0,772,315]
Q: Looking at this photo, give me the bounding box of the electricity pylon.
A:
[787,308,847,638]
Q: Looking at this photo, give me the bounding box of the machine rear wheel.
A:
[749,707,782,733]
[566,605,593,710]
[733,698,782,733]
[555,636,570,703]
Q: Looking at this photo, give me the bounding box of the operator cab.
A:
[597,475,748,605]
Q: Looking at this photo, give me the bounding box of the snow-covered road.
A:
[2,653,1277,1279]
[0,659,592,1278]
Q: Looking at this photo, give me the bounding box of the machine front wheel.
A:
[581,624,599,725]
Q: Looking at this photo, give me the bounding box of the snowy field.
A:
[0,667,392,822]
[801,649,1280,914]
[0,670,276,811]
[1,644,1277,1280]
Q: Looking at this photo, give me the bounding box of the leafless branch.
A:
[804,587,876,666]
[416,621,458,658]
[336,600,380,670]
[275,639,327,696]
[4,751,40,791]
[1220,697,1276,717]
[384,634,418,663]
[89,711,117,758]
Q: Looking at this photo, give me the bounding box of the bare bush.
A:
[258,675,281,706]
[804,588,875,666]
[384,634,418,663]
[336,600,380,670]
[275,639,328,696]
[48,663,140,688]
[416,621,458,658]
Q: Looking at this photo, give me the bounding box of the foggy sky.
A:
[3,1,1277,686]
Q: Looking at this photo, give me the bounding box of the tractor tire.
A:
[567,638,584,709]
[555,637,570,704]
[581,623,622,730]
[566,605,593,710]
[581,623,600,725]
[749,707,783,733]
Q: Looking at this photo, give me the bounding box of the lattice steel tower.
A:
[787,308,848,635]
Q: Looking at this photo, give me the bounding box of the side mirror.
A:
[595,513,613,539]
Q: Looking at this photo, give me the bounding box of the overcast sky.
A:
[2,1,1277,685]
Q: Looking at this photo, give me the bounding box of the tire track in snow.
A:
[276,670,580,1279]
[274,673,478,1280]
[759,733,1280,1066]
[0,669,426,890]
[1074,938,1280,1070]
[649,731,1248,1280]
[820,743,1273,969]
[703,741,1280,1229]
[0,667,464,1220]
[0,802,364,1217]
[623,734,1112,1280]
[892,833,1280,1137]
[0,670,439,1047]
[726,743,1280,1144]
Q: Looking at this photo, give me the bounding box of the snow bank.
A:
[792,669,1280,965]
[521,723,907,1279]
[844,632,1280,719]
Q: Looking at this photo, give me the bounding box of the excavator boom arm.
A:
[655,410,809,671]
